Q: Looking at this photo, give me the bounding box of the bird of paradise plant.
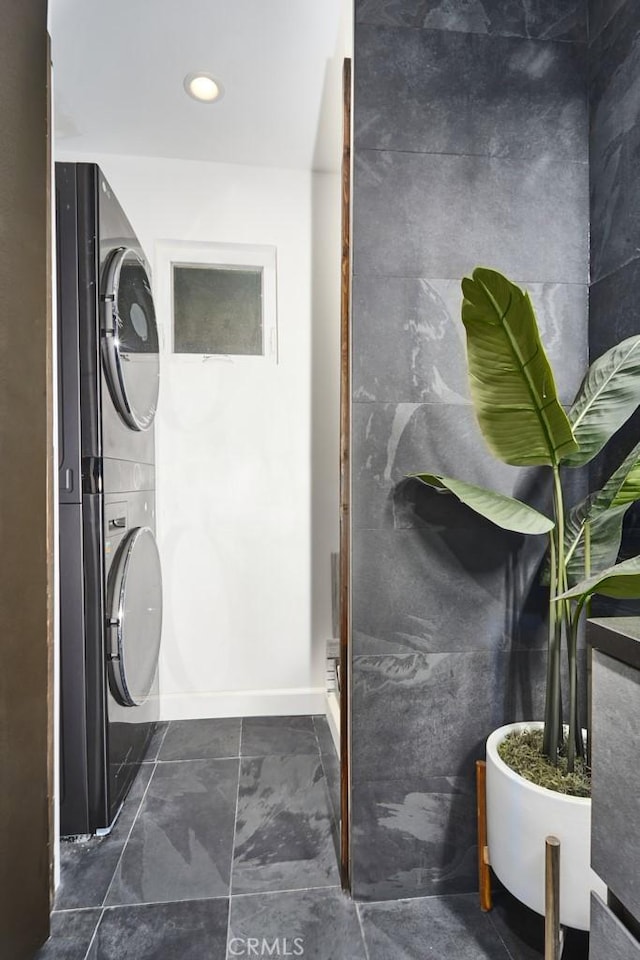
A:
[413,267,640,776]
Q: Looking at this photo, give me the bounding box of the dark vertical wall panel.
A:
[0,0,52,955]
[589,0,640,616]
[350,0,589,900]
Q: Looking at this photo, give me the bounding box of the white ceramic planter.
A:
[486,721,606,931]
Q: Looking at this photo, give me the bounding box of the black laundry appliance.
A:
[56,162,162,836]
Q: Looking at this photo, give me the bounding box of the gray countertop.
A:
[588,617,640,671]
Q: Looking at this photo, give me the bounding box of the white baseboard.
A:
[326,689,340,757]
[159,687,325,721]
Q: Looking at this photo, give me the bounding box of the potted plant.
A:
[413,267,640,931]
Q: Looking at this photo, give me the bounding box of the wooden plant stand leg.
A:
[545,836,564,960]
[476,760,492,911]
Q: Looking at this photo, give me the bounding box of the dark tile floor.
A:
[37,716,588,959]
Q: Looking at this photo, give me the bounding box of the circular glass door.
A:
[101,247,159,431]
[107,526,163,707]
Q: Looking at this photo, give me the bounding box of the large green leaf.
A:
[461,268,578,467]
[412,473,555,534]
[557,555,640,602]
[593,440,640,509]
[565,337,640,467]
[564,441,640,584]
[565,498,630,585]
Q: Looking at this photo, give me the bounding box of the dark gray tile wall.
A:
[588,0,640,617]
[351,0,589,900]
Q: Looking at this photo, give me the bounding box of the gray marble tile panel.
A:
[105,759,238,905]
[353,150,588,284]
[352,276,587,405]
[351,776,476,900]
[351,402,561,531]
[89,899,229,960]
[591,651,640,918]
[355,0,587,41]
[589,260,640,360]
[355,26,587,161]
[158,717,241,761]
[232,755,339,894]
[351,650,547,783]
[589,0,631,44]
[590,893,640,960]
[35,909,102,960]
[352,527,548,656]
[590,0,640,281]
[55,764,153,910]
[227,888,366,960]
[142,721,168,761]
[359,892,512,960]
[241,716,319,757]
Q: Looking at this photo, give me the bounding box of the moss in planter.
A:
[498,729,591,799]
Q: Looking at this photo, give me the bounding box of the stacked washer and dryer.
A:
[57,163,163,836]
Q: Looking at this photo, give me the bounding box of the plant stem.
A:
[548,467,569,766]
[543,513,561,762]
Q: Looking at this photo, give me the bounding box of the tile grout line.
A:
[231,883,341,901]
[354,142,589,166]
[355,903,372,960]
[485,901,519,960]
[100,746,161,908]
[153,721,171,760]
[81,907,105,960]
[225,720,244,956]
[356,17,588,47]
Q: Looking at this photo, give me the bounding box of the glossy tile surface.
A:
[35,909,101,959]
[55,764,153,910]
[241,715,319,756]
[351,777,476,900]
[359,893,513,960]
[158,717,241,761]
[356,26,587,161]
[105,759,238,905]
[91,899,229,960]
[355,0,587,41]
[353,150,588,283]
[352,520,552,657]
[589,0,631,43]
[590,0,640,281]
[351,0,589,903]
[228,888,366,960]
[352,276,587,405]
[232,754,339,894]
[351,401,560,531]
[351,651,546,783]
[142,721,168,762]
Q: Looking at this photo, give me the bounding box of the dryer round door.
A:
[107,526,163,707]
[101,247,159,431]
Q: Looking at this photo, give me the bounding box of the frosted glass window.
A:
[172,264,264,356]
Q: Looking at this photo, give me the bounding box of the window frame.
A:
[155,239,278,364]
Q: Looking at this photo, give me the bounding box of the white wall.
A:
[56,150,341,719]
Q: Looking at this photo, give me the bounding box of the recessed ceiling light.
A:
[184,73,224,103]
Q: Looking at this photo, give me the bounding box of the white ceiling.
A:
[50,0,350,172]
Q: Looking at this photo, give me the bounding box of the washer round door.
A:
[107,526,163,707]
[101,247,159,431]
